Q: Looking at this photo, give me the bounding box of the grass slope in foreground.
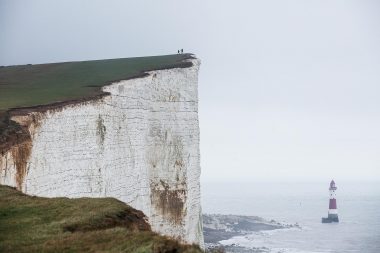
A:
[0,185,201,253]
[0,54,193,112]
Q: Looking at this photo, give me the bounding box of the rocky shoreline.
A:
[203,214,300,253]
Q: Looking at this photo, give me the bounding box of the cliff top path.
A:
[0,53,193,113]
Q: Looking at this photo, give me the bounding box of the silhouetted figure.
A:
[178,50,180,54]
[181,49,183,54]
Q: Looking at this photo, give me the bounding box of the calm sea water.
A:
[201,181,380,253]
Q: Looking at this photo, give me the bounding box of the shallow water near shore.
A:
[202,181,380,253]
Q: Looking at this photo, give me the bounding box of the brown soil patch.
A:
[63,208,151,233]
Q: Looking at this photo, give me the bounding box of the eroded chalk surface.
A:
[0,58,203,246]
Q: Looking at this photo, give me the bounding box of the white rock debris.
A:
[0,58,204,247]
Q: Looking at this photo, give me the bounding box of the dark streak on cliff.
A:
[151,180,187,225]
[10,141,32,190]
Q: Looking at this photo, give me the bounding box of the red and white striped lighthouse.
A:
[322,180,339,223]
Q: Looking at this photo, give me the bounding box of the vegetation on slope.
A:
[0,185,202,253]
[0,54,193,112]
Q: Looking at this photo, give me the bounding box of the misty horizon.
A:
[1,0,380,182]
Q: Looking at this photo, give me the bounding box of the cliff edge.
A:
[0,54,203,246]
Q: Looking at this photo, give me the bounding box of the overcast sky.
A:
[1,0,380,182]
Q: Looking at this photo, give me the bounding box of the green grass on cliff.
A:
[0,185,202,253]
[0,54,193,112]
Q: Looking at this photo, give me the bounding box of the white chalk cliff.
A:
[0,58,203,246]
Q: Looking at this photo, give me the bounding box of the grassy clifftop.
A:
[0,54,195,154]
[0,54,193,112]
[0,185,202,253]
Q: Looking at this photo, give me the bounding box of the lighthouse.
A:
[321,180,339,223]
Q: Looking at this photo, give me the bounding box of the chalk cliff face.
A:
[0,58,203,246]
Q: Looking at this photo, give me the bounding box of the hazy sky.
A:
[1,0,380,182]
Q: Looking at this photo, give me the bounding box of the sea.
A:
[201,181,380,253]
